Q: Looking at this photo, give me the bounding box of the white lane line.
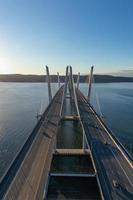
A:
[110,148,133,188]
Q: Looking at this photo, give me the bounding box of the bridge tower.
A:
[87,66,94,102]
[77,72,80,89]
[57,72,60,88]
[46,65,52,103]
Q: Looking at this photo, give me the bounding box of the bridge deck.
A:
[76,88,133,200]
[1,87,64,200]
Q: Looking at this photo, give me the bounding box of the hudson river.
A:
[0,82,133,179]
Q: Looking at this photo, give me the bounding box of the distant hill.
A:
[0,74,133,83]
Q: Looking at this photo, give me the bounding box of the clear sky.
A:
[0,0,133,75]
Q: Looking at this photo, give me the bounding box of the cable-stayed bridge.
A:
[0,66,133,200]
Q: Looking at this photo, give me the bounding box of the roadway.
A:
[1,86,64,200]
[76,89,133,200]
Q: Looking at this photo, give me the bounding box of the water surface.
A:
[80,82,133,153]
[0,82,133,179]
[0,83,58,179]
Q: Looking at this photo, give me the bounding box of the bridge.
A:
[0,66,133,200]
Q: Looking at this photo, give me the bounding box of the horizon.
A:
[0,0,133,76]
[0,72,133,78]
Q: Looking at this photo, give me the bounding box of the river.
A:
[0,82,133,179]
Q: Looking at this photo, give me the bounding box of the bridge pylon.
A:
[77,72,80,89]
[87,66,94,102]
[46,65,52,103]
[57,72,60,89]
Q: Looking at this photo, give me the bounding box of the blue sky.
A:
[0,0,133,75]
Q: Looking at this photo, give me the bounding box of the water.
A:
[51,155,94,173]
[80,82,133,154]
[0,83,58,179]
[57,121,82,149]
[0,82,133,179]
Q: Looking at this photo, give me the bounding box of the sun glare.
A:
[0,57,13,74]
[0,66,13,74]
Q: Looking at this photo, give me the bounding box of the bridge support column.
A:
[87,66,94,102]
[77,72,80,89]
[46,65,52,103]
[57,72,60,88]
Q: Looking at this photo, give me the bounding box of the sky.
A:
[0,0,133,75]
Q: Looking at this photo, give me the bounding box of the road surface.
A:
[76,89,133,200]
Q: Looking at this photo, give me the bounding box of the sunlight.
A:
[0,66,13,74]
[0,57,13,74]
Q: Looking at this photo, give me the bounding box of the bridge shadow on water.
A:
[57,120,82,149]
[50,155,95,174]
[46,176,101,200]
[45,119,102,199]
